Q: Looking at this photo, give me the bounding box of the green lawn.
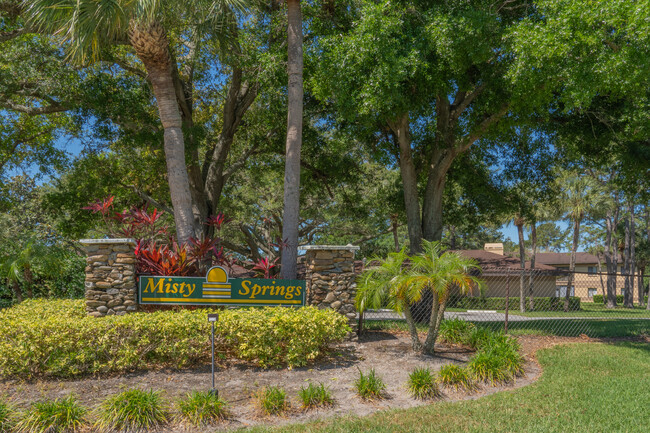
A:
[498,303,650,318]
[363,318,650,338]
[249,342,650,432]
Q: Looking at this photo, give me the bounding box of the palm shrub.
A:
[96,389,169,432]
[16,395,87,433]
[407,367,440,399]
[356,240,483,354]
[177,391,228,426]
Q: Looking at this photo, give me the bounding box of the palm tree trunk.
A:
[10,279,22,303]
[130,23,197,245]
[565,218,580,312]
[402,302,422,351]
[516,220,525,313]
[528,222,537,311]
[280,0,303,279]
[423,294,448,355]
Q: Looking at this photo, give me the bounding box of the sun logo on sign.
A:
[202,266,232,299]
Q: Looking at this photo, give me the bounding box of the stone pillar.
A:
[79,239,138,317]
[300,245,360,340]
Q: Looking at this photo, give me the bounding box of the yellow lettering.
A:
[240,280,251,296]
[275,286,286,297]
[171,283,179,294]
[295,286,302,297]
[262,285,270,296]
[165,281,172,293]
[145,278,165,294]
[285,286,295,300]
[251,284,262,299]
[184,284,196,298]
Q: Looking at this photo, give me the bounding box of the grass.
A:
[354,369,387,400]
[16,395,87,433]
[257,386,289,416]
[245,341,650,432]
[438,318,475,345]
[96,389,168,432]
[437,365,476,391]
[298,383,334,409]
[364,318,650,338]
[407,368,440,400]
[177,391,228,426]
[497,302,650,318]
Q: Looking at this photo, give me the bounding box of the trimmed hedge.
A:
[449,296,581,311]
[592,294,648,304]
[0,300,350,379]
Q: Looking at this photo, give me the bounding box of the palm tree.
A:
[23,0,247,244]
[280,0,304,279]
[557,170,606,311]
[356,240,482,355]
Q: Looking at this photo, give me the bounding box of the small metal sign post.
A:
[207,313,219,397]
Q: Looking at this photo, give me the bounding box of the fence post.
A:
[505,268,510,334]
[300,245,360,340]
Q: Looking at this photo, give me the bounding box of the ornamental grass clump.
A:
[466,327,495,350]
[16,395,87,433]
[96,389,169,432]
[0,399,16,433]
[438,318,475,346]
[407,367,441,400]
[177,391,228,426]
[437,364,476,391]
[468,350,512,385]
[298,383,334,409]
[355,369,386,400]
[256,386,288,416]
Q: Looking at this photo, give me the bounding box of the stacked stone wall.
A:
[80,239,138,317]
[301,245,360,339]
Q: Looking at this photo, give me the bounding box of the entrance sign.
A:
[139,266,305,307]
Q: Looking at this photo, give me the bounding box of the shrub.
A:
[407,367,440,400]
[16,395,87,433]
[177,391,228,426]
[450,296,581,311]
[256,386,288,415]
[437,364,475,391]
[0,300,350,378]
[592,295,647,304]
[438,318,475,345]
[0,399,16,432]
[466,327,494,350]
[96,389,169,432]
[298,383,334,409]
[355,369,386,400]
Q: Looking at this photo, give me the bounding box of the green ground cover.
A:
[248,342,650,433]
[497,303,650,318]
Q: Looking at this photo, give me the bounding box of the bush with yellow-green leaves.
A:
[0,299,350,379]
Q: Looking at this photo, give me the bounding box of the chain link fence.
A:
[358,268,650,338]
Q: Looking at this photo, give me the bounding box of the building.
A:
[535,252,625,301]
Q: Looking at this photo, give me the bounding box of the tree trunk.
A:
[10,279,22,303]
[597,252,606,301]
[280,0,303,279]
[423,294,448,355]
[23,265,33,299]
[515,219,526,312]
[528,222,537,311]
[604,210,619,308]
[388,114,422,254]
[422,169,447,242]
[402,301,422,351]
[391,214,400,252]
[130,23,197,244]
[623,211,633,307]
[565,218,580,312]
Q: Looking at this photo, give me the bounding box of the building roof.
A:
[455,250,558,271]
[535,252,620,266]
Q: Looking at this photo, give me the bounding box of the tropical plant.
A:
[298,382,334,409]
[407,367,440,400]
[356,240,482,354]
[437,364,475,391]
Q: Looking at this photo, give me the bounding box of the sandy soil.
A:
[1,331,568,431]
